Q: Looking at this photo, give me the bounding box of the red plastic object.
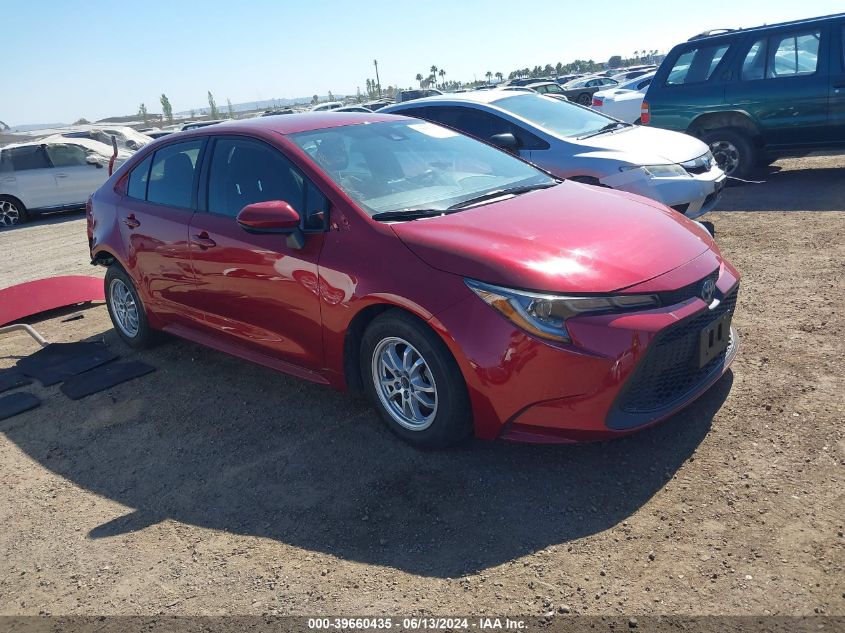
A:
[0,276,104,326]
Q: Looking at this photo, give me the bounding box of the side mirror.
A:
[236,200,301,233]
[489,132,520,152]
[86,155,104,168]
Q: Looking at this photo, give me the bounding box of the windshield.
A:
[491,94,616,139]
[289,120,554,217]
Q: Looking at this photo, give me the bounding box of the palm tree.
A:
[416,73,423,88]
[495,71,503,83]
[555,62,563,77]
[485,71,493,84]
[438,69,445,87]
[430,65,438,87]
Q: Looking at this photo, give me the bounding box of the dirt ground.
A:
[0,155,843,618]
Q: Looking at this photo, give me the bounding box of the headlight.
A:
[680,151,715,172]
[621,163,688,178]
[465,279,660,344]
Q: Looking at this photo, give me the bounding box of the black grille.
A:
[609,284,738,425]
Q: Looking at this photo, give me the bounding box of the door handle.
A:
[55,173,69,179]
[123,214,140,229]
[191,233,217,249]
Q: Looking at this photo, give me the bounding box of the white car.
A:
[0,140,130,226]
[382,91,726,219]
[59,125,152,151]
[310,101,344,112]
[591,72,656,123]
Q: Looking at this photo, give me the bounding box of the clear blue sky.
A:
[5,0,843,125]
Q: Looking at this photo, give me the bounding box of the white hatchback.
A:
[0,140,130,226]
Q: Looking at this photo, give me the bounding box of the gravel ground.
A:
[0,155,843,617]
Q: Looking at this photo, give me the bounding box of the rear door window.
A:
[767,31,820,78]
[742,39,767,80]
[147,139,203,208]
[6,146,50,171]
[666,44,730,85]
[127,155,153,200]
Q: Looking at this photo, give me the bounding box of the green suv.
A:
[642,13,845,178]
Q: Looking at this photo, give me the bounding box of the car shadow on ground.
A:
[0,330,732,578]
[719,165,845,212]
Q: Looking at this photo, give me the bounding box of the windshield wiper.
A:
[579,121,629,139]
[447,181,559,210]
[371,209,455,222]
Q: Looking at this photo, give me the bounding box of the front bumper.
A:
[431,256,739,443]
[600,165,726,220]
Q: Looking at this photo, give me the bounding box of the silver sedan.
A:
[382,92,726,219]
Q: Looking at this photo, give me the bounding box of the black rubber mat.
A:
[0,370,32,394]
[60,361,156,400]
[0,392,40,421]
[16,342,119,386]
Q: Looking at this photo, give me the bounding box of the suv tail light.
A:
[640,101,650,125]
[592,96,604,107]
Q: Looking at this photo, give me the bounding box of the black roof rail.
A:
[688,28,736,41]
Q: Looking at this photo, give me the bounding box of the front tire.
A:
[361,310,472,448]
[702,128,756,180]
[0,196,28,227]
[105,265,154,349]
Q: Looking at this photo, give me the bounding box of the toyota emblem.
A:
[701,278,716,304]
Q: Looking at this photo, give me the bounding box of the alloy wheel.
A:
[0,200,21,226]
[371,336,438,431]
[709,140,741,176]
[109,278,140,338]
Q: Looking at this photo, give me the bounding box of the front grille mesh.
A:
[617,285,738,414]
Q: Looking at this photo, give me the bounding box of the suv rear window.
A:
[666,44,729,85]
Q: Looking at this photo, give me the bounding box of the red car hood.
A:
[391,181,715,293]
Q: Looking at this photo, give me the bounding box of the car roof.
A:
[386,90,519,107]
[686,11,844,41]
[170,112,408,137]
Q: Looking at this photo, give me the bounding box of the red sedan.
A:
[87,113,739,448]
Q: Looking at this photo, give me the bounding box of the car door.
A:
[44,143,108,205]
[117,138,205,326]
[726,26,830,147]
[186,135,325,370]
[1,145,59,210]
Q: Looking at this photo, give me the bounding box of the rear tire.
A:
[361,310,472,449]
[577,93,591,106]
[0,196,28,227]
[105,264,155,349]
[702,128,756,180]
